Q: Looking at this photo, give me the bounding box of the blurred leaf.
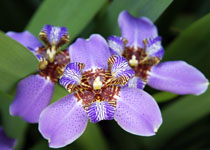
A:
[0,90,27,150]
[153,92,177,103]
[50,83,68,103]
[142,88,210,149]
[96,0,173,37]
[74,123,109,150]
[30,141,49,150]
[26,0,106,40]
[0,32,38,93]
[164,13,210,79]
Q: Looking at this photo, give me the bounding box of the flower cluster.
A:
[7,10,208,148]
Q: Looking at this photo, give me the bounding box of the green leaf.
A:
[74,123,109,150]
[50,83,68,103]
[0,90,27,150]
[142,88,210,149]
[0,32,38,93]
[96,0,173,37]
[26,0,106,40]
[164,13,210,79]
[153,92,177,103]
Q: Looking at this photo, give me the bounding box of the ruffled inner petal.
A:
[125,76,145,89]
[86,101,115,123]
[107,55,135,86]
[145,36,164,59]
[108,35,125,55]
[59,62,85,93]
[40,25,69,48]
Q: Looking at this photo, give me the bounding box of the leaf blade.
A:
[26,0,106,40]
[0,32,38,93]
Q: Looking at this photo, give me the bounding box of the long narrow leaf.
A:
[0,32,38,93]
[96,0,173,37]
[142,88,210,149]
[26,0,106,40]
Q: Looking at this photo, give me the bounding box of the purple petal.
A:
[86,101,115,123]
[69,34,111,71]
[145,36,164,59]
[6,31,42,50]
[59,62,84,92]
[108,35,125,55]
[39,94,88,148]
[108,55,135,86]
[10,75,54,123]
[114,87,162,136]
[0,127,16,150]
[148,61,209,95]
[118,10,158,48]
[125,76,145,89]
[40,25,69,47]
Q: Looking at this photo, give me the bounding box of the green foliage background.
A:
[0,0,210,149]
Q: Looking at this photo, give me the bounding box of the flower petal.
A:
[39,94,88,148]
[59,62,84,93]
[148,61,209,95]
[107,55,135,86]
[114,87,162,136]
[69,34,111,71]
[145,36,164,59]
[118,10,158,48]
[10,75,54,123]
[40,25,69,48]
[108,35,125,55]
[86,101,115,123]
[6,31,42,50]
[125,76,145,89]
[0,127,16,150]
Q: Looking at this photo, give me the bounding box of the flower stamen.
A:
[129,55,138,66]
[93,76,103,90]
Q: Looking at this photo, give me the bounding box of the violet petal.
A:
[0,127,16,150]
[148,61,209,95]
[6,31,42,50]
[114,87,162,136]
[69,34,111,71]
[39,94,88,148]
[118,10,158,48]
[10,74,54,123]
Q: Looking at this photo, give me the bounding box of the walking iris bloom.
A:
[0,127,16,150]
[39,34,162,148]
[108,10,209,95]
[7,25,70,123]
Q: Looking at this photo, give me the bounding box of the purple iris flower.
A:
[108,10,209,95]
[7,25,70,123]
[0,127,16,150]
[38,34,162,148]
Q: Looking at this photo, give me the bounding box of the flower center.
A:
[37,47,70,83]
[123,46,160,82]
[37,25,70,83]
[74,69,120,123]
